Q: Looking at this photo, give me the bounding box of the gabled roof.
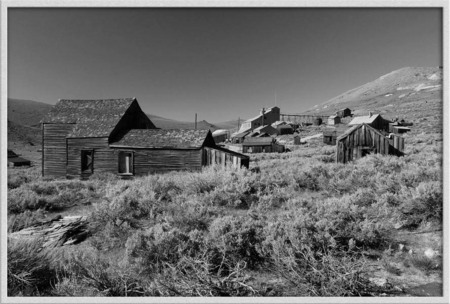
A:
[8,150,18,158]
[110,129,211,149]
[337,123,385,142]
[348,114,381,125]
[41,98,137,137]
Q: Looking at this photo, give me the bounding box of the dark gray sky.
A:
[8,8,442,122]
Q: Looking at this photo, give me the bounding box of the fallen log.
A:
[8,215,90,248]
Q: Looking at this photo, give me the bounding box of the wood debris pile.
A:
[9,215,90,248]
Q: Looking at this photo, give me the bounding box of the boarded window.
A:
[118,151,133,174]
[81,150,94,173]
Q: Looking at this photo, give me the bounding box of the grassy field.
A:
[7,123,443,297]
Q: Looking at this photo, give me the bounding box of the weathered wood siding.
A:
[336,124,399,164]
[389,135,405,153]
[202,147,249,169]
[42,123,74,177]
[114,148,203,175]
[66,137,113,179]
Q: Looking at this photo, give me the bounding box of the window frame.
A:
[118,150,134,175]
[81,149,94,173]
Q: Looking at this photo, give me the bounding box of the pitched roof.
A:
[110,129,211,149]
[41,98,136,137]
[337,123,385,141]
[254,125,277,132]
[348,114,381,125]
[232,130,251,138]
[8,150,18,158]
[243,106,279,123]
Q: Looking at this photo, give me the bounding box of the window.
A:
[118,151,133,174]
[81,150,94,173]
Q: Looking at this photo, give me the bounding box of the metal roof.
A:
[348,114,381,125]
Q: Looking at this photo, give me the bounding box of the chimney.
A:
[369,112,373,117]
[261,108,265,126]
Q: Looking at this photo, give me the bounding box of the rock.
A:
[424,248,436,259]
[369,277,388,287]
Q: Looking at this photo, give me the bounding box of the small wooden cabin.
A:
[8,150,31,167]
[323,129,338,145]
[336,123,404,164]
[231,130,250,144]
[327,115,341,125]
[336,108,352,118]
[277,124,294,135]
[41,98,249,178]
[242,137,284,153]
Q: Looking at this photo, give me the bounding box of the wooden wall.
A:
[131,149,203,175]
[280,114,329,124]
[203,146,249,169]
[66,137,113,179]
[336,124,395,164]
[42,123,74,177]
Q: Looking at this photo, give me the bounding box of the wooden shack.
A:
[336,108,352,118]
[323,128,338,145]
[242,137,284,153]
[41,98,249,178]
[336,123,404,164]
[8,150,31,167]
[327,115,341,125]
[277,124,294,135]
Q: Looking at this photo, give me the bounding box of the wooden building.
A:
[242,137,284,153]
[348,113,391,133]
[237,107,280,133]
[41,98,249,178]
[277,124,294,135]
[336,123,404,164]
[336,108,352,118]
[327,115,341,125]
[231,130,250,143]
[8,150,31,167]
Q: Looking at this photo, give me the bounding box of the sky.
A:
[8,8,442,122]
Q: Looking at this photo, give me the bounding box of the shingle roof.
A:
[41,98,136,137]
[348,114,380,125]
[110,129,211,149]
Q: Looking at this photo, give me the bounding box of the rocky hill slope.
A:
[304,66,443,132]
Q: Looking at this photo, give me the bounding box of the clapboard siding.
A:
[125,149,203,175]
[336,124,404,164]
[203,146,249,169]
[42,123,74,177]
[66,137,113,178]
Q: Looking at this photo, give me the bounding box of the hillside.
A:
[304,66,443,132]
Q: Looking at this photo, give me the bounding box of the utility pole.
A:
[238,117,240,130]
[195,113,197,130]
